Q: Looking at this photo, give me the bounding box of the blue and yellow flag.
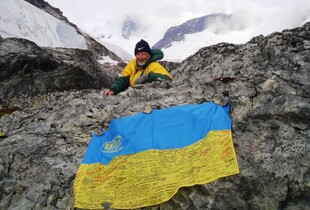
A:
[74,102,239,209]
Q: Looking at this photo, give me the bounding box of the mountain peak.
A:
[152,13,231,49]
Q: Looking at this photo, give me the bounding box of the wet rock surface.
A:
[0,22,309,209]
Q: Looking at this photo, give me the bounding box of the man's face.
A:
[136,52,151,66]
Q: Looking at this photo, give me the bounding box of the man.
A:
[104,39,172,96]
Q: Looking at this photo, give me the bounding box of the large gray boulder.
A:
[0,38,122,104]
[0,22,309,209]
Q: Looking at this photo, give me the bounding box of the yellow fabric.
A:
[74,130,239,209]
[120,59,172,86]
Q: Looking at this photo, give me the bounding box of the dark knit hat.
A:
[134,39,152,55]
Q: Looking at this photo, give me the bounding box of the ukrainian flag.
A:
[74,102,239,209]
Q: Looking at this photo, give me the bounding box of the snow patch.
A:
[0,0,86,49]
[98,56,119,65]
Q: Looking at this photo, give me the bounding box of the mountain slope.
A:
[0,21,309,209]
[0,0,86,49]
[152,13,232,49]
[0,0,130,62]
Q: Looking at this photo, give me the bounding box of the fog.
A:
[46,0,310,60]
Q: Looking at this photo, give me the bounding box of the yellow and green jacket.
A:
[109,49,172,94]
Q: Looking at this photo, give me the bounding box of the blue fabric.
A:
[82,102,231,164]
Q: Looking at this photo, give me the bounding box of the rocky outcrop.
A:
[0,38,123,104]
[25,0,70,23]
[0,22,309,210]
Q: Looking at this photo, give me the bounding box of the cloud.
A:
[46,0,310,56]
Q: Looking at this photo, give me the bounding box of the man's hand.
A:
[135,74,149,84]
[104,89,115,96]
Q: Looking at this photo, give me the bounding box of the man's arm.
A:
[148,72,172,82]
[109,76,130,94]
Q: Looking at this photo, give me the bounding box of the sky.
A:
[45,0,310,38]
[12,0,310,61]
[44,0,310,58]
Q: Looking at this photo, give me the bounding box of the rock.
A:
[0,38,122,104]
[0,22,309,209]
